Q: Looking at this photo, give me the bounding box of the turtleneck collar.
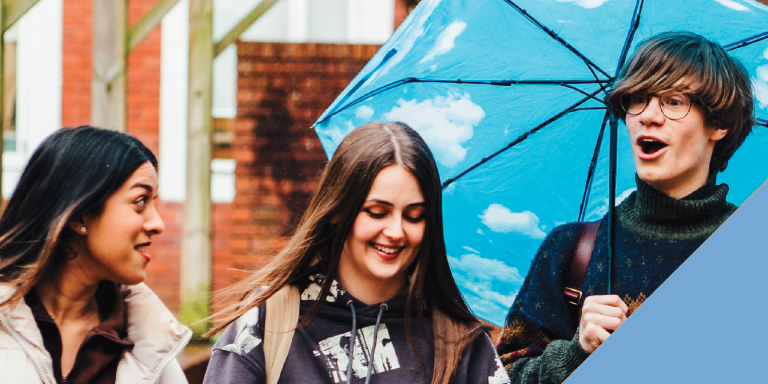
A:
[616,174,736,241]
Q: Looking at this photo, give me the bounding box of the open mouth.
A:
[372,243,402,255]
[638,138,668,155]
[135,242,151,261]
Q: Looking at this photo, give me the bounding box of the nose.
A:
[382,215,404,241]
[144,203,165,236]
[637,96,665,126]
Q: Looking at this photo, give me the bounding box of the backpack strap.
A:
[264,284,300,384]
[563,221,600,307]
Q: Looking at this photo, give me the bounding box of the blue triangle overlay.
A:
[564,179,768,383]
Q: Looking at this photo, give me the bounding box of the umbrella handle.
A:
[607,114,619,295]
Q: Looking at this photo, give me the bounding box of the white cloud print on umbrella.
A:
[420,20,467,68]
[383,91,485,168]
[448,252,523,321]
[479,204,546,239]
[753,47,768,109]
[363,0,443,87]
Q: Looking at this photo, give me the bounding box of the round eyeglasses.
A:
[620,91,693,120]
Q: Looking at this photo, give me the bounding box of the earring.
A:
[79,227,87,234]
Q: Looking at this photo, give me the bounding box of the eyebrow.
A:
[131,182,156,193]
[365,199,426,207]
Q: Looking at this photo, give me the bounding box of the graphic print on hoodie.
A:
[204,273,510,384]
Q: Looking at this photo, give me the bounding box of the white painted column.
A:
[6,0,63,197]
[347,0,395,44]
[158,0,189,202]
[212,45,237,119]
[286,0,308,42]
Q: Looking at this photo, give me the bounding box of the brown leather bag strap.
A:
[563,221,600,307]
[264,284,300,384]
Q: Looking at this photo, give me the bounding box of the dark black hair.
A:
[0,125,157,306]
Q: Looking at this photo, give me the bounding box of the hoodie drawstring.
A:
[346,301,389,384]
[346,300,357,384]
[364,303,388,384]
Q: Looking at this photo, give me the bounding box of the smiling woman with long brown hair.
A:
[0,126,191,384]
[204,122,509,384]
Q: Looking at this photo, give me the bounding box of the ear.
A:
[709,127,728,142]
[67,215,87,235]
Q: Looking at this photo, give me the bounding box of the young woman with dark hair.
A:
[496,32,755,384]
[0,126,192,384]
[204,122,509,384]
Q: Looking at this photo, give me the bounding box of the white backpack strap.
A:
[264,284,300,384]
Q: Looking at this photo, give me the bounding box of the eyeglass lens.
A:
[620,91,692,120]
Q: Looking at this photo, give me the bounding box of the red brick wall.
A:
[216,42,379,306]
[61,0,92,126]
[126,0,163,154]
[63,0,162,153]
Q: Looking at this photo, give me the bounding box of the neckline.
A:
[616,174,736,241]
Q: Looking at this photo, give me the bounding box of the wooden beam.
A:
[182,0,213,336]
[213,0,279,58]
[91,0,127,131]
[127,0,180,53]
[0,4,6,200]
[4,0,41,32]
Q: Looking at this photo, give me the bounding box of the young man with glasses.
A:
[496,32,755,384]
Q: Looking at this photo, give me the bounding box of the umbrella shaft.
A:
[607,114,619,295]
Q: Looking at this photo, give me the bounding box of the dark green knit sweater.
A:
[495,175,735,384]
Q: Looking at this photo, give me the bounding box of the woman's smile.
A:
[135,242,152,262]
[371,242,403,260]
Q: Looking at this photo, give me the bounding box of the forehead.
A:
[123,162,158,189]
[366,165,424,203]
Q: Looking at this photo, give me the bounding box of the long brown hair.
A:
[209,121,485,382]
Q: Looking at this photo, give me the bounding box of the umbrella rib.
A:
[572,107,607,112]
[313,78,609,127]
[578,111,610,221]
[441,88,603,189]
[757,118,768,128]
[615,0,645,75]
[501,0,611,80]
[313,78,412,127]
[559,84,606,105]
[724,31,768,51]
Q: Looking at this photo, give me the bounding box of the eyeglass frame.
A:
[619,91,698,121]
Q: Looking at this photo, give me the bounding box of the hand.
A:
[578,295,628,353]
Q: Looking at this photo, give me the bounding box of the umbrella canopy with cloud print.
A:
[313,0,768,326]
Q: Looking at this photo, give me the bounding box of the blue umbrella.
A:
[312,0,768,326]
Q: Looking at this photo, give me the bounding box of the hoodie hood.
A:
[296,273,424,320]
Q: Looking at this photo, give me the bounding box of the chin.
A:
[368,267,407,284]
[636,165,670,184]
[116,273,146,286]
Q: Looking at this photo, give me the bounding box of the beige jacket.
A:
[0,283,192,384]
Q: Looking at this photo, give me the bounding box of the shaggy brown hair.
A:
[208,122,485,383]
[606,31,755,173]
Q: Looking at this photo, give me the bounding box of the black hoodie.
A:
[204,274,509,384]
